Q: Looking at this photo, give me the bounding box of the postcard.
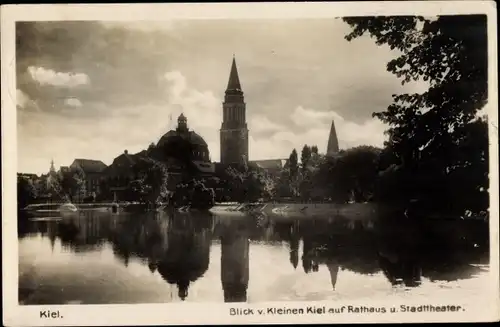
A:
[1,1,499,326]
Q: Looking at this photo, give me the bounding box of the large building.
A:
[69,158,108,196]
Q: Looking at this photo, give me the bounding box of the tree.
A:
[333,146,382,202]
[132,157,169,204]
[300,145,312,175]
[17,176,38,209]
[343,15,488,215]
[223,165,275,203]
[287,149,300,197]
[288,149,299,180]
[57,167,86,202]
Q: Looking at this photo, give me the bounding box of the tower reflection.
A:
[219,217,250,302]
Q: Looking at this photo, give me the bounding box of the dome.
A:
[155,114,211,163]
[157,131,208,148]
[188,131,208,147]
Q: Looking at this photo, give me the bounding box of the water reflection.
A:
[220,218,249,302]
[18,210,490,304]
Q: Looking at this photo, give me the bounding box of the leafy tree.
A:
[190,180,215,209]
[132,157,169,203]
[311,145,319,155]
[287,149,300,196]
[57,167,86,202]
[17,176,38,209]
[343,15,488,215]
[300,145,312,175]
[224,166,275,203]
[333,146,382,202]
[288,149,299,180]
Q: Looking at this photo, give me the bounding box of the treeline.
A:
[340,15,490,218]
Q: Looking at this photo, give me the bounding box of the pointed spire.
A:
[226,55,242,91]
[49,159,56,173]
[326,120,339,156]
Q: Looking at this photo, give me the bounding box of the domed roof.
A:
[157,130,208,148]
[188,131,208,147]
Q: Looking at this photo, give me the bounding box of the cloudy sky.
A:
[16,19,427,175]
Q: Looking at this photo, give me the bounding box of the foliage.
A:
[288,149,299,180]
[343,15,489,215]
[335,146,382,202]
[300,145,312,175]
[223,165,276,203]
[308,147,381,203]
[131,157,170,203]
[56,167,86,202]
[172,180,215,209]
[17,176,38,209]
[190,181,216,210]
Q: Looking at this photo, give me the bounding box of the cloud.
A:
[290,105,387,148]
[17,69,389,174]
[64,98,83,107]
[16,89,39,112]
[248,106,387,160]
[249,115,285,134]
[28,66,90,88]
[16,20,423,174]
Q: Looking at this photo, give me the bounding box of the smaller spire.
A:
[326,120,339,156]
[49,159,56,173]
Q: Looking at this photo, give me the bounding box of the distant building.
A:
[17,173,38,180]
[249,159,288,176]
[104,149,143,184]
[103,113,216,196]
[59,166,70,174]
[69,158,108,196]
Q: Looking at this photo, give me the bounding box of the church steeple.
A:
[326,120,339,156]
[226,55,242,91]
[220,56,249,165]
[49,159,56,173]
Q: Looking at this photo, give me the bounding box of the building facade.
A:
[69,159,108,197]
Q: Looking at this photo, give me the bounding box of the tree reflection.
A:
[18,208,490,300]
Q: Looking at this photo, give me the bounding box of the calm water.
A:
[18,210,490,304]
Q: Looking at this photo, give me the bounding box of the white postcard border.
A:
[2,2,499,326]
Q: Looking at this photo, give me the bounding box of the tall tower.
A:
[220,56,249,165]
[326,120,339,156]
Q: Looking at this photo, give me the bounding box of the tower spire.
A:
[49,159,56,173]
[326,120,339,156]
[226,55,242,91]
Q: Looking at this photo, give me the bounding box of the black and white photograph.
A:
[2,2,498,326]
